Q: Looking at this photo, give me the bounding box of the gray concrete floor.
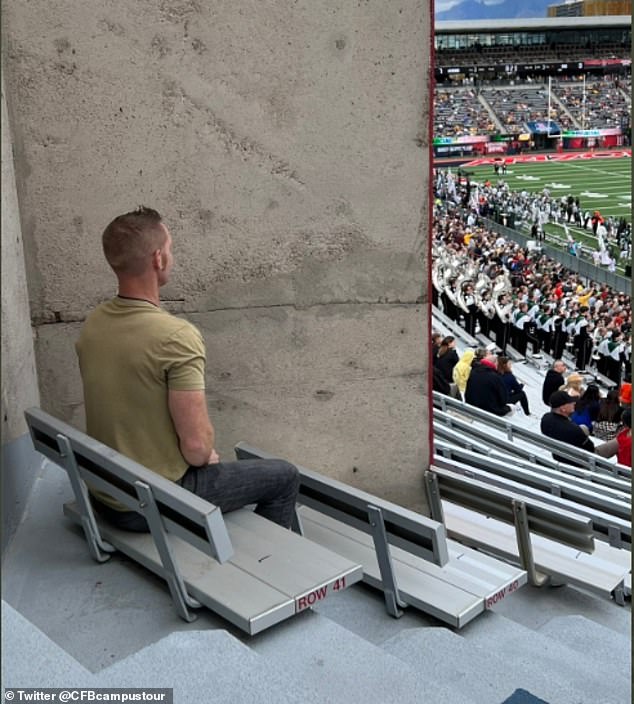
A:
[2,459,630,678]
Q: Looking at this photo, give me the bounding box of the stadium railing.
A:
[480,216,631,294]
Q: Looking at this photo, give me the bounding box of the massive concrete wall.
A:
[1,71,42,552]
[2,1,432,512]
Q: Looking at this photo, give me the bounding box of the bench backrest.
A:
[426,464,596,554]
[24,407,233,563]
[235,442,449,567]
[433,400,629,477]
[432,451,631,550]
[435,427,631,495]
[434,443,632,518]
[435,415,560,469]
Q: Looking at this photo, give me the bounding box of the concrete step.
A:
[93,628,305,704]
[488,580,631,639]
[463,612,629,704]
[249,609,480,704]
[537,614,631,675]
[2,600,93,687]
[383,612,630,704]
[313,581,439,645]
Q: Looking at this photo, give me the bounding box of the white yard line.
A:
[561,162,632,179]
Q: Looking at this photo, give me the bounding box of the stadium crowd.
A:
[435,89,497,137]
[434,76,631,137]
[556,76,631,130]
[434,168,632,269]
[431,202,631,387]
[479,87,568,133]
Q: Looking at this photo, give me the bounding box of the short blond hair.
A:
[102,206,166,275]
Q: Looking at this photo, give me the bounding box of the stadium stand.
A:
[435,88,499,137]
[434,79,631,137]
[556,77,631,130]
[3,15,631,704]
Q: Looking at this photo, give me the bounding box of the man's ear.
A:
[152,248,163,272]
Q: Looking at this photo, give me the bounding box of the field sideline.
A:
[435,151,632,274]
[460,152,631,223]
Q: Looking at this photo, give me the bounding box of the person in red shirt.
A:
[619,380,632,408]
[616,409,631,468]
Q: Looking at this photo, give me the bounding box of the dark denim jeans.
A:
[93,458,299,532]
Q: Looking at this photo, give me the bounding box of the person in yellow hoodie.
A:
[453,348,475,399]
[577,289,593,308]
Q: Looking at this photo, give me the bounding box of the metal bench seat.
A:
[433,399,630,478]
[433,448,632,549]
[442,502,630,605]
[298,505,527,628]
[25,407,363,635]
[425,464,630,605]
[64,501,362,635]
[435,430,631,495]
[235,442,527,629]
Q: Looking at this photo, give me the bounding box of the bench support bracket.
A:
[613,582,626,607]
[55,434,115,564]
[367,505,407,618]
[607,525,623,550]
[291,506,303,536]
[135,481,201,622]
[425,471,445,526]
[512,500,549,587]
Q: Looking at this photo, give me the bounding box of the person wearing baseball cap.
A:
[541,390,595,465]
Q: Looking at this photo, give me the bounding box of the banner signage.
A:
[527,120,561,135]
[583,58,631,67]
[436,58,630,78]
[562,128,622,137]
[433,135,489,145]
[434,144,475,155]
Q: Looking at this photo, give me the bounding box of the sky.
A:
[435,0,505,13]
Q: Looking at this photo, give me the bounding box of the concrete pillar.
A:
[1,70,42,552]
[2,1,431,513]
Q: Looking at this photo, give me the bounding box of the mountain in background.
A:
[436,0,553,21]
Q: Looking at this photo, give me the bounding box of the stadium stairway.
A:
[2,457,631,703]
[477,92,504,133]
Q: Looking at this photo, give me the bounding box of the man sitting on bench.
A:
[75,206,299,531]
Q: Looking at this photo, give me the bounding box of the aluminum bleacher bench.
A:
[24,408,363,635]
[425,464,630,606]
[235,442,527,629]
[431,305,479,348]
[586,368,618,390]
[433,444,632,549]
[433,392,631,478]
[435,424,631,496]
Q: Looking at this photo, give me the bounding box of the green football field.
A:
[443,155,632,272]
[462,156,631,223]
